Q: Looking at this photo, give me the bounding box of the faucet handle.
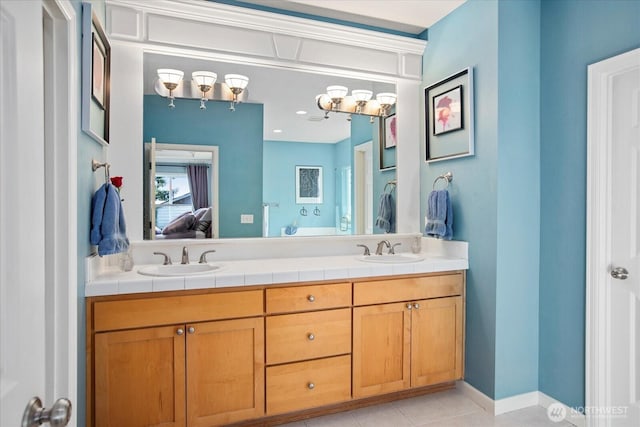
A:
[389,243,401,254]
[199,250,217,264]
[356,244,371,256]
[153,252,172,265]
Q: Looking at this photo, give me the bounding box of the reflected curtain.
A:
[187,164,209,210]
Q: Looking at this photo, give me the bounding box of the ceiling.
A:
[237,0,466,34]
[145,1,466,143]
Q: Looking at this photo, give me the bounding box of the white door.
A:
[0,1,73,425]
[354,142,373,235]
[609,52,640,427]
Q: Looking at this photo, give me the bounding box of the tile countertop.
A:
[85,236,469,297]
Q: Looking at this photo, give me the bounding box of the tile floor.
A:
[280,388,576,427]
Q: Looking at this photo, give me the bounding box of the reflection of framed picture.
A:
[425,67,474,162]
[81,2,111,145]
[295,166,323,204]
[384,114,397,148]
[433,85,462,135]
[91,33,106,109]
[379,114,396,170]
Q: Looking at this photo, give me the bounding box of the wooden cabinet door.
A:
[411,296,463,387]
[94,325,186,427]
[186,317,264,427]
[353,302,411,398]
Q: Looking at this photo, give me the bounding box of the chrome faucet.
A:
[356,244,371,256]
[375,240,391,255]
[153,252,172,265]
[181,246,189,264]
[199,249,216,264]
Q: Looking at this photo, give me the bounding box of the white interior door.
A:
[354,142,373,235]
[609,52,640,427]
[1,1,74,425]
[0,0,47,423]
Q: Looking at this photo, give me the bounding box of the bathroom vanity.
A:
[85,239,467,427]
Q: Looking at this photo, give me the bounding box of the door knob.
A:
[610,267,629,280]
[22,397,72,427]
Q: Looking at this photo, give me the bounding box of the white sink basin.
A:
[138,264,221,277]
[356,254,424,264]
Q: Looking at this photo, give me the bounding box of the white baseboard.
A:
[457,381,586,427]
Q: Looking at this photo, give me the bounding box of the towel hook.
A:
[92,159,111,183]
[384,180,397,193]
[432,172,453,190]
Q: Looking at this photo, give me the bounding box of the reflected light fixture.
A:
[376,92,397,116]
[326,85,348,111]
[316,86,396,122]
[352,89,372,114]
[225,74,249,111]
[191,71,217,110]
[157,69,184,109]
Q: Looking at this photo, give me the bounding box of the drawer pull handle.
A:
[177,328,185,336]
[307,382,315,390]
[307,295,315,302]
[413,303,420,309]
[188,327,195,334]
[307,333,315,341]
[406,303,413,310]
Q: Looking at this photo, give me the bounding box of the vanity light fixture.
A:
[316,86,396,122]
[191,71,217,110]
[326,85,348,111]
[352,89,372,114]
[224,74,249,111]
[376,92,397,116]
[157,68,184,109]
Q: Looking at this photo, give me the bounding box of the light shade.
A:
[376,92,397,106]
[352,89,373,102]
[327,85,348,100]
[192,71,217,88]
[225,74,249,91]
[157,68,184,85]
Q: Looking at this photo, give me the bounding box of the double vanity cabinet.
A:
[86,270,465,427]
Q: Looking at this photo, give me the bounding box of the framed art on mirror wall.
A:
[425,67,474,162]
[295,166,323,204]
[82,2,110,145]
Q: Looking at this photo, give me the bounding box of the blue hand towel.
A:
[375,192,395,233]
[424,189,453,240]
[90,183,130,256]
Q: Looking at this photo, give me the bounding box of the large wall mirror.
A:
[142,53,397,240]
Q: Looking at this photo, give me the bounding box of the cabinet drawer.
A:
[266,308,351,364]
[266,282,351,313]
[266,355,351,414]
[93,290,263,332]
[354,273,463,306]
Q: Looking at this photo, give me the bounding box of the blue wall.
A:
[424,0,640,407]
[538,0,640,408]
[144,95,264,238]
[495,0,540,399]
[422,0,500,399]
[263,140,337,236]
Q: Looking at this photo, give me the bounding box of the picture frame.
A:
[91,33,106,109]
[379,114,397,170]
[82,3,110,145]
[295,166,323,204]
[425,67,474,162]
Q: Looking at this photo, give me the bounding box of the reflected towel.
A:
[375,192,395,233]
[424,189,453,240]
[90,183,130,256]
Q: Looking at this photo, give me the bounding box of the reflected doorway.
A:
[354,141,373,235]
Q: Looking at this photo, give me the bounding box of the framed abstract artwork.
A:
[380,114,397,170]
[295,166,323,204]
[425,67,474,162]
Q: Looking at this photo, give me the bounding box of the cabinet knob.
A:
[307,333,315,341]
[307,382,315,390]
[307,295,315,302]
[177,328,184,336]
[413,303,420,309]
[406,303,413,310]
[188,326,195,334]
